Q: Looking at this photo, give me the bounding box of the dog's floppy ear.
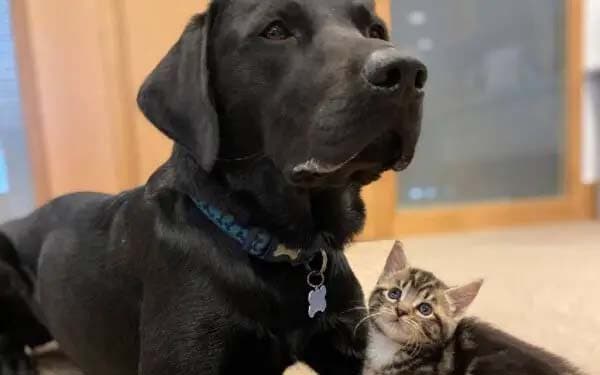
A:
[137,12,218,171]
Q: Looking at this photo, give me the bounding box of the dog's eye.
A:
[368,24,387,40]
[261,21,293,41]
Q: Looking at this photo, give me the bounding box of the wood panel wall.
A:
[361,0,596,238]
[12,0,207,203]
[114,0,207,183]
[14,0,593,235]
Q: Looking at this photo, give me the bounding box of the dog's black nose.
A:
[363,49,427,93]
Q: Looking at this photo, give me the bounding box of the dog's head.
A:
[138,0,426,188]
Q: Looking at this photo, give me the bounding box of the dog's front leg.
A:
[138,313,291,375]
[136,277,231,375]
[137,286,290,375]
[301,317,368,375]
[137,311,227,375]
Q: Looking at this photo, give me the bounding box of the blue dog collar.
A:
[193,199,305,265]
[193,198,330,317]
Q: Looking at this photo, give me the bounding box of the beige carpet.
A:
[39,221,600,374]
[288,221,600,375]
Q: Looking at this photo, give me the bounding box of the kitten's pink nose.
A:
[396,307,409,317]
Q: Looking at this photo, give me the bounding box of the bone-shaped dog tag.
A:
[308,285,327,318]
[306,250,328,318]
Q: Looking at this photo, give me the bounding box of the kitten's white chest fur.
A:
[366,328,401,371]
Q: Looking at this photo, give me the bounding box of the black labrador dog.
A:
[0,0,425,373]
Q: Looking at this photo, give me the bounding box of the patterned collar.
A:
[192,199,308,265]
[192,198,330,318]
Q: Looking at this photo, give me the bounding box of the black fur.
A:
[367,318,584,375]
[0,0,425,373]
[451,318,584,375]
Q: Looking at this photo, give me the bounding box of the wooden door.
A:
[12,0,207,202]
[12,0,135,200]
[362,0,596,238]
[115,0,208,184]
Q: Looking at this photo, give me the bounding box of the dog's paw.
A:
[0,350,38,375]
[0,339,37,375]
[0,355,37,375]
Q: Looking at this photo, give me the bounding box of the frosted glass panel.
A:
[393,0,566,208]
[0,0,35,221]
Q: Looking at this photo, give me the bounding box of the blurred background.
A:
[1,0,598,235]
[0,0,599,374]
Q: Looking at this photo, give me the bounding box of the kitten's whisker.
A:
[398,320,425,358]
[353,312,385,336]
[342,306,369,314]
[406,319,426,338]
[380,307,398,318]
[410,344,422,358]
[405,332,421,358]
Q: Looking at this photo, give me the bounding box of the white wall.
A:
[583,75,599,184]
[583,1,600,186]
[586,0,600,70]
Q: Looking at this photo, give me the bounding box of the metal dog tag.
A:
[306,250,328,318]
[308,284,327,318]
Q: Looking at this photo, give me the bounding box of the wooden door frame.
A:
[362,0,596,238]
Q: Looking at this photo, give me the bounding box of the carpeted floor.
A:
[39,221,600,374]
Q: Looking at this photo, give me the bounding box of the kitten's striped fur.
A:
[363,241,585,375]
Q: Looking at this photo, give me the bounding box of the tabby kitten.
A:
[363,241,584,375]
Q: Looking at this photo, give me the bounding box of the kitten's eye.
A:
[417,303,433,316]
[261,21,293,41]
[368,24,387,40]
[387,288,402,300]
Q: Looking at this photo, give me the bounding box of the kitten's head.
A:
[368,241,483,347]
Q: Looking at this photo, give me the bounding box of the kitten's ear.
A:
[383,241,409,275]
[445,279,483,317]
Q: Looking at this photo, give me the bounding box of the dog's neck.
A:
[216,161,366,250]
[149,147,366,251]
